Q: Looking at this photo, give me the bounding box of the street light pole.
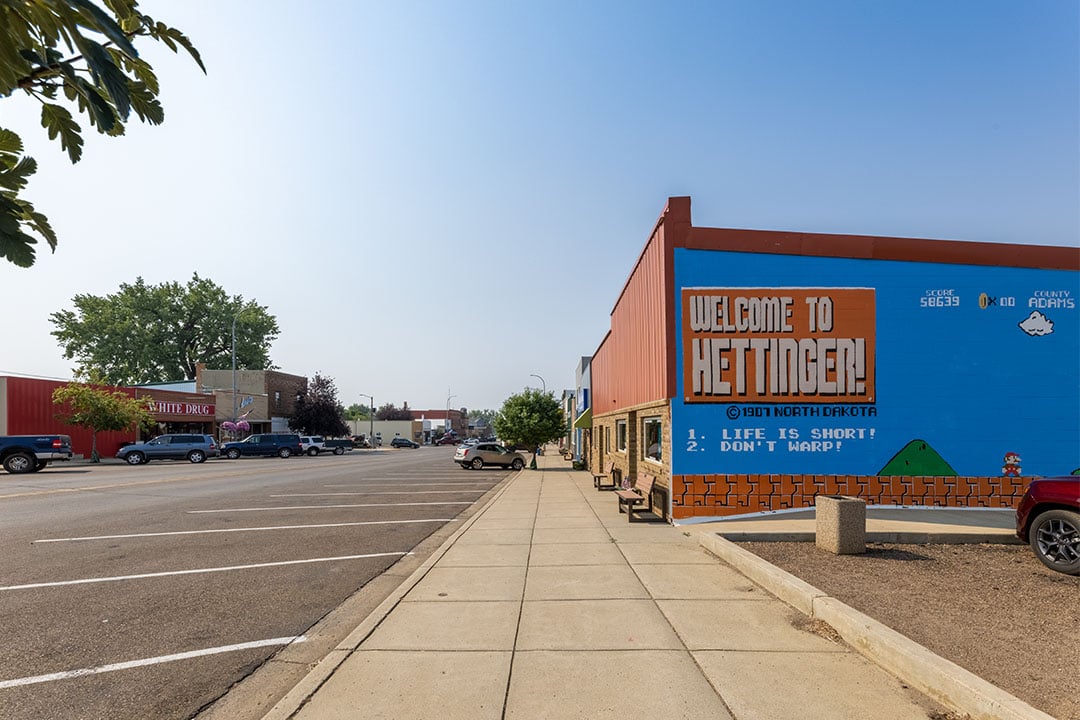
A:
[530,373,546,393]
[446,393,458,436]
[358,393,374,445]
[231,315,238,424]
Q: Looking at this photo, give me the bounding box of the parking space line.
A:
[0,553,407,592]
[34,519,458,543]
[270,491,485,497]
[0,636,306,689]
[188,502,472,513]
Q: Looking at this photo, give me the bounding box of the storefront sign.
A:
[150,401,216,417]
[681,288,876,403]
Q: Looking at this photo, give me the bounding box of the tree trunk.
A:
[90,430,100,462]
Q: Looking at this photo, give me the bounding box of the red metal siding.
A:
[4,376,135,458]
[593,198,691,414]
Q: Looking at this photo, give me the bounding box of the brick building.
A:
[589,197,1078,522]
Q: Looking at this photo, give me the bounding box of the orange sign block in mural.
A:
[681,288,876,403]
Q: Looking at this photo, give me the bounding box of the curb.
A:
[714,531,1021,545]
[696,532,1055,720]
[259,471,522,720]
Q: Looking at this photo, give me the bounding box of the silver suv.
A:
[116,434,218,465]
[454,442,525,471]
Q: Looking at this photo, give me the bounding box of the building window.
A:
[274,391,281,408]
[643,417,662,463]
[615,420,627,452]
[605,425,611,455]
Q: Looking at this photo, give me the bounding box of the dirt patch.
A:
[736,541,1079,720]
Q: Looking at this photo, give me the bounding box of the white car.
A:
[299,436,326,456]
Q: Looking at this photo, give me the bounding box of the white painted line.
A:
[0,553,405,592]
[324,483,493,487]
[0,636,306,689]
[34,519,458,543]
[270,491,484,497]
[188,502,473,513]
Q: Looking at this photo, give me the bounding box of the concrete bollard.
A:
[815,495,866,554]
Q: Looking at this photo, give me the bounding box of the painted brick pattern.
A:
[671,474,1031,519]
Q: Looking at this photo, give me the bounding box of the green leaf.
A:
[73,78,117,133]
[41,104,84,163]
[0,156,37,192]
[0,197,37,267]
[74,36,130,119]
[0,129,24,156]
[67,0,140,58]
[145,19,207,74]
[128,82,163,125]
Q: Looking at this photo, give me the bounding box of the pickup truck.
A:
[299,436,351,455]
[0,435,74,474]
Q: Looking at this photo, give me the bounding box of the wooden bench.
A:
[616,474,655,521]
[593,472,616,490]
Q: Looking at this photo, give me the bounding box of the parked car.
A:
[0,434,73,473]
[454,442,525,471]
[390,437,419,449]
[299,436,326,456]
[1015,476,1080,575]
[116,434,218,465]
[222,433,303,459]
[434,435,460,446]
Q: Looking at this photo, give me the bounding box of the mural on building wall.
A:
[669,248,1078,518]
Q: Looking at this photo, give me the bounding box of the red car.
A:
[435,435,461,446]
[1015,476,1080,575]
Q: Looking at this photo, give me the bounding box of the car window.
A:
[147,437,165,445]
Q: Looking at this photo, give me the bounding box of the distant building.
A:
[196,363,306,434]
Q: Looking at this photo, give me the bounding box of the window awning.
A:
[572,408,592,429]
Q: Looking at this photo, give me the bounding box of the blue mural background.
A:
[672,248,1079,477]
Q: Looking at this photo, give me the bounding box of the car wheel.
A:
[226,448,241,460]
[188,450,206,464]
[511,458,524,471]
[3,452,35,473]
[470,457,484,470]
[1029,509,1080,575]
[307,447,319,456]
[125,452,146,466]
[334,446,345,455]
[278,447,293,458]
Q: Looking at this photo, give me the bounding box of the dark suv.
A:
[390,437,419,449]
[116,434,218,465]
[222,433,302,459]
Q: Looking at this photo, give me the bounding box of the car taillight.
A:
[52,439,62,449]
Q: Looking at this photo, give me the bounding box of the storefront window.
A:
[643,417,662,463]
[615,420,627,452]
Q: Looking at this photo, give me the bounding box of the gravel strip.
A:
[736,542,1080,720]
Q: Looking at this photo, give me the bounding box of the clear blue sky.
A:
[2,1,1077,412]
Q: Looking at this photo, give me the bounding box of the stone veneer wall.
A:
[592,401,671,519]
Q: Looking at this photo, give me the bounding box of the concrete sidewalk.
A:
[261,453,1047,720]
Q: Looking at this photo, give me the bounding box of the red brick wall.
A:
[671,473,1030,519]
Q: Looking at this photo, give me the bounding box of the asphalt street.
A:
[0,446,511,720]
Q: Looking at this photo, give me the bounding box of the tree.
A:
[49,273,279,385]
[52,375,154,461]
[492,389,565,468]
[1,1,204,267]
[344,403,371,421]
[289,374,349,437]
[375,402,413,421]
